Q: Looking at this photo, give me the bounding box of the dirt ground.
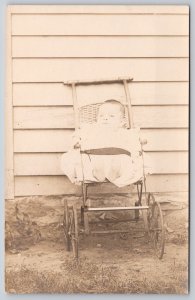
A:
[5,193,189,294]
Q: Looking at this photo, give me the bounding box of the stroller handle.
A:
[63,77,133,86]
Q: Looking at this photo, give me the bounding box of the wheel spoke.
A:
[147,194,165,259]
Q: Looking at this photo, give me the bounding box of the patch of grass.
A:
[5,257,188,294]
[170,232,188,245]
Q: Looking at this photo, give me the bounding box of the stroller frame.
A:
[62,77,165,259]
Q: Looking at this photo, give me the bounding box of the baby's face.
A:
[97,103,123,127]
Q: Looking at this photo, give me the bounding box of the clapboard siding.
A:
[14,152,188,176]
[13,58,189,82]
[14,107,75,129]
[13,82,189,106]
[12,36,189,58]
[14,129,188,153]
[12,14,189,36]
[14,174,188,196]
[6,5,189,199]
[13,83,73,106]
[14,106,188,129]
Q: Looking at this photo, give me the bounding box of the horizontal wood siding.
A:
[12,14,189,36]
[14,152,188,176]
[7,5,189,198]
[14,106,188,129]
[12,36,189,58]
[14,129,188,152]
[13,82,188,106]
[14,174,188,196]
[13,58,189,82]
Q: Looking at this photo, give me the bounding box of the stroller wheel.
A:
[63,200,71,251]
[147,194,165,259]
[69,205,79,259]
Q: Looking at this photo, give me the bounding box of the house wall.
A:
[5,5,189,199]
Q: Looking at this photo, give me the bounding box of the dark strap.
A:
[81,147,131,156]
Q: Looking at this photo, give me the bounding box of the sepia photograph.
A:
[4,4,189,294]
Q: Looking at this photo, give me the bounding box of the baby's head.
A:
[97,99,125,128]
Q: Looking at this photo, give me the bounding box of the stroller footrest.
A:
[90,228,146,234]
[87,206,148,212]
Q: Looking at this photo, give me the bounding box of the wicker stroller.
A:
[62,77,165,259]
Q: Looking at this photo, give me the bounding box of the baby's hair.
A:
[103,99,125,117]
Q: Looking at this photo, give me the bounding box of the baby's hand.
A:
[72,177,82,186]
[72,132,81,149]
[73,141,80,149]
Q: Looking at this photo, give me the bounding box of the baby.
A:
[61,100,143,187]
[97,99,125,129]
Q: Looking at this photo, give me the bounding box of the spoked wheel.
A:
[63,200,71,251]
[147,193,165,259]
[69,205,79,259]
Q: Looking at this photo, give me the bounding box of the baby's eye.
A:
[110,114,115,117]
